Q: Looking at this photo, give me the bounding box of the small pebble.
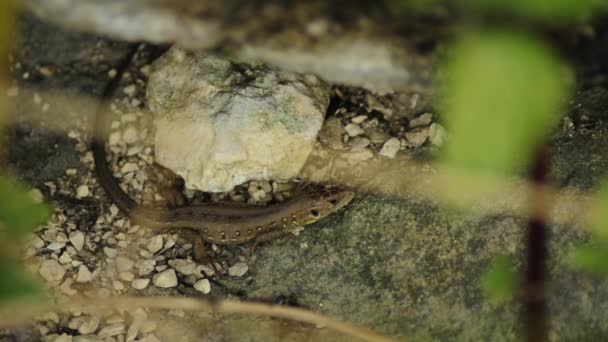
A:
[78,316,101,335]
[193,279,211,294]
[136,259,156,276]
[147,235,164,254]
[39,259,66,282]
[103,247,118,258]
[409,112,433,128]
[76,265,92,283]
[29,188,44,204]
[97,323,126,338]
[168,259,198,276]
[344,123,365,137]
[69,232,85,251]
[351,115,368,124]
[119,271,135,282]
[115,256,134,272]
[405,127,429,147]
[58,252,72,264]
[122,126,138,144]
[428,123,447,147]
[76,185,90,198]
[153,269,178,288]
[47,242,66,251]
[228,262,249,277]
[132,278,150,290]
[379,138,401,158]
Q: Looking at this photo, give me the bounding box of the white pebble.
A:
[39,259,65,282]
[115,256,134,272]
[405,127,429,147]
[351,115,368,124]
[344,123,365,137]
[409,112,433,128]
[122,126,138,144]
[76,185,90,198]
[97,323,125,338]
[131,278,150,290]
[136,259,156,276]
[78,316,101,335]
[379,138,401,158]
[109,132,121,146]
[119,271,135,282]
[228,262,249,277]
[193,279,211,294]
[58,252,72,264]
[153,269,178,288]
[75,265,92,283]
[28,188,44,204]
[47,242,66,251]
[146,235,164,254]
[103,247,117,258]
[429,123,447,147]
[168,259,198,276]
[69,232,85,251]
[120,162,138,174]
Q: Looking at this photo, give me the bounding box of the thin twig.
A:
[1,295,398,342]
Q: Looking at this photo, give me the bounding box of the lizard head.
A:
[299,185,355,224]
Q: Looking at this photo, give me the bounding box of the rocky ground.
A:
[3,11,608,342]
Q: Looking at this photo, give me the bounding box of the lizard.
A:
[90,45,355,263]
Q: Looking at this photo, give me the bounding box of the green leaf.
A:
[464,0,607,22]
[567,245,608,275]
[481,254,516,306]
[0,176,51,241]
[440,30,571,176]
[586,179,608,244]
[0,258,45,303]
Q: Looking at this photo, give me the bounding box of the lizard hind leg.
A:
[178,229,216,270]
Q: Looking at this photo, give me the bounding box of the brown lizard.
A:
[91,46,354,262]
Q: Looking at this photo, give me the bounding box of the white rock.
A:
[29,188,44,204]
[146,235,164,254]
[58,252,72,264]
[47,242,66,251]
[379,138,401,158]
[168,259,198,276]
[147,49,330,192]
[78,316,101,335]
[228,262,249,277]
[152,269,178,288]
[136,259,156,276]
[69,231,85,251]
[103,247,117,258]
[115,256,134,272]
[344,123,364,137]
[193,279,211,294]
[39,259,66,282]
[351,115,368,124]
[131,278,150,290]
[428,123,447,147]
[409,112,433,128]
[97,323,125,337]
[122,125,138,144]
[76,185,90,198]
[119,271,135,282]
[405,127,429,147]
[76,265,92,283]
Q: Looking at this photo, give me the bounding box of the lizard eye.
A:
[329,199,338,205]
[310,209,320,217]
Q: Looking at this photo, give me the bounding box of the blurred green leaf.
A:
[440,30,570,175]
[586,179,608,244]
[567,245,608,275]
[464,0,606,22]
[0,258,44,303]
[482,254,516,306]
[0,176,51,241]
